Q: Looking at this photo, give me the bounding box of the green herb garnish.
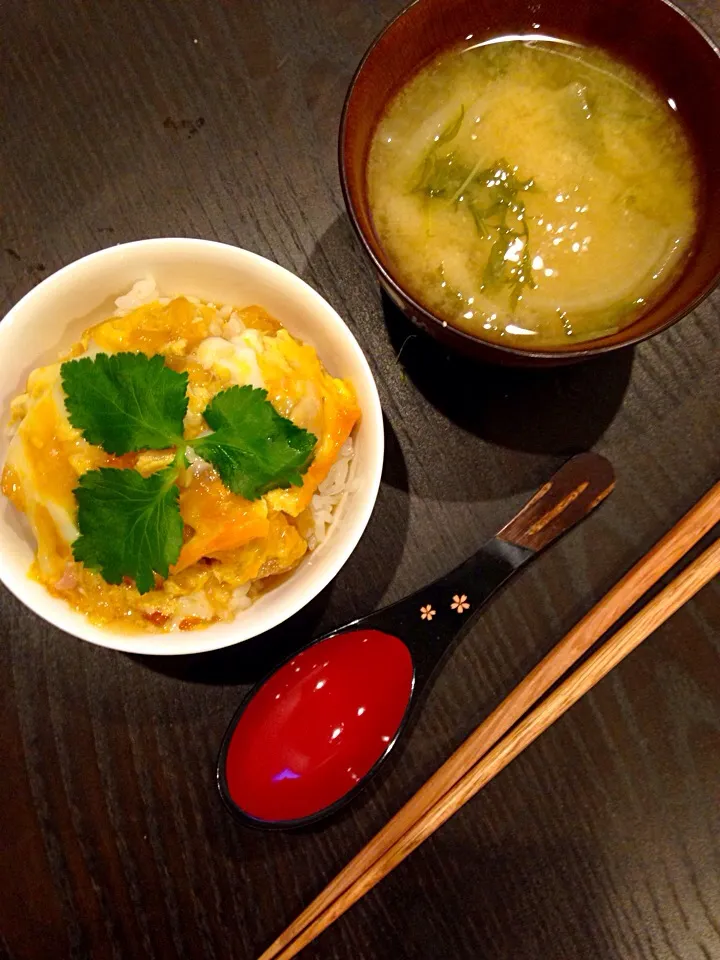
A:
[413,105,466,196]
[192,386,317,500]
[412,108,538,308]
[61,352,188,454]
[61,352,317,592]
[72,466,183,594]
[472,161,537,309]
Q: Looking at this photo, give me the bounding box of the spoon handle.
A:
[351,453,615,683]
[495,452,615,553]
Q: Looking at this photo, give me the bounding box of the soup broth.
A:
[367,38,699,348]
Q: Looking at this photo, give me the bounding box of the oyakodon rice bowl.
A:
[0,239,383,655]
[3,280,360,630]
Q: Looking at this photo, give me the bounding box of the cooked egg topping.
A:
[2,292,360,632]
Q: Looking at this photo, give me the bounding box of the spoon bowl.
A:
[222,630,414,824]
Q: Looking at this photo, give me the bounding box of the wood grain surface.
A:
[1,2,718,959]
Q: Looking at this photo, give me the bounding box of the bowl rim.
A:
[339,0,720,362]
[0,237,385,655]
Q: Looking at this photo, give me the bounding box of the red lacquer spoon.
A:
[217,453,614,829]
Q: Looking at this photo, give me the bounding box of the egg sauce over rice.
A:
[1,280,360,632]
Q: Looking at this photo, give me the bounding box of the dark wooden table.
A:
[1,2,719,958]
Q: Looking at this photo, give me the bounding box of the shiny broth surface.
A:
[368,37,699,347]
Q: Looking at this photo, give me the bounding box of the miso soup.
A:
[367,37,699,348]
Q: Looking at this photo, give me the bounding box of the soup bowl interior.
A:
[341,0,720,364]
[0,239,384,655]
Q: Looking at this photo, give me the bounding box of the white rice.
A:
[308,437,354,550]
[113,277,160,314]
[232,582,253,612]
[224,314,245,338]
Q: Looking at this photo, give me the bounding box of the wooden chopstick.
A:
[259,480,720,960]
[269,537,720,960]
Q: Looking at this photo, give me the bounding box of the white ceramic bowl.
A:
[0,238,384,655]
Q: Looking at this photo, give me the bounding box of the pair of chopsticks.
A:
[259,480,720,960]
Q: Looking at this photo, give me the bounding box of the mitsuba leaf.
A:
[72,467,183,594]
[61,352,188,455]
[193,386,317,501]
